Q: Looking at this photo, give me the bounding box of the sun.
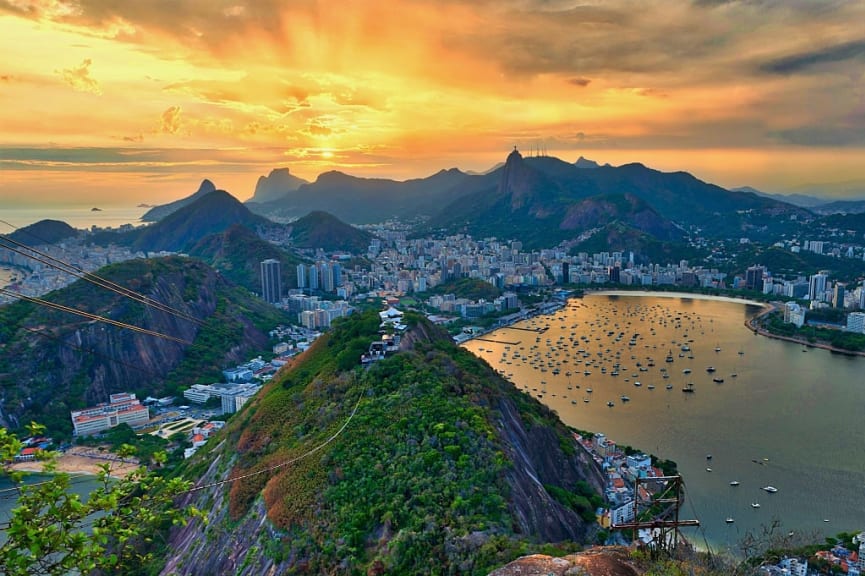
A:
[320,149,335,159]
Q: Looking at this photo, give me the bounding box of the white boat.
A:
[751,503,761,508]
[725,517,734,524]
[762,486,778,493]
[729,481,740,487]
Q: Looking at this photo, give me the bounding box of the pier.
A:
[505,326,548,333]
[473,337,521,346]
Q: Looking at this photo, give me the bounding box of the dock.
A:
[474,337,521,346]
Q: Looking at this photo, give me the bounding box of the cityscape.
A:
[2,1,865,575]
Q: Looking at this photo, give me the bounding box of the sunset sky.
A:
[1,0,864,207]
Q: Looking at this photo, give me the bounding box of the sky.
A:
[1,0,864,207]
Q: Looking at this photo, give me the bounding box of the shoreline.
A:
[9,447,140,478]
[745,306,865,358]
[586,289,770,308]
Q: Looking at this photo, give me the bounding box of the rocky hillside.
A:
[161,310,605,575]
[0,256,290,436]
[248,167,308,204]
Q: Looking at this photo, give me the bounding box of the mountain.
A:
[129,190,273,253]
[141,179,217,222]
[424,150,807,248]
[288,210,374,253]
[811,199,865,215]
[246,168,470,224]
[574,156,601,169]
[572,221,703,265]
[3,219,78,246]
[161,310,605,574]
[732,186,826,208]
[248,168,309,204]
[189,224,304,294]
[0,256,290,436]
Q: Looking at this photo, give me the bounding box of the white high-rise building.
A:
[847,312,865,334]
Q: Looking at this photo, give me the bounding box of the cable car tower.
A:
[610,475,700,554]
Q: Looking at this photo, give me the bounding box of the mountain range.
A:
[246,167,471,224]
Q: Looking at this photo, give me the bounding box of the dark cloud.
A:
[0,146,286,172]
[568,77,591,87]
[761,39,865,75]
[769,125,865,147]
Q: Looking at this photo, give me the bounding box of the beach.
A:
[9,446,140,478]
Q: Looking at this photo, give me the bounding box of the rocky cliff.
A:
[0,256,290,435]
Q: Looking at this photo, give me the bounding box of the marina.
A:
[463,292,865,551]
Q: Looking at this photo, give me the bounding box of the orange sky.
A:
[2,0,864,206]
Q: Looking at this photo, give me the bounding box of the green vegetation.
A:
[545,481,604,523]
[0,423,198,576]
[189,224,304,294]
[0,256,291,439]
[761,311,865,352]
[289,210,374,253]
[173,310,600,574]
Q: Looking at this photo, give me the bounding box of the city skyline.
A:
[2,0,865,207]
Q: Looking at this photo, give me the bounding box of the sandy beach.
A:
[9,446,140,478]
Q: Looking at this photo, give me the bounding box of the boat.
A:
[729,481,740,486]
[706,454,712,460]
[682,383,695,393]
[683,368,691,374]
[706,366,716,373]
[620,395,630,402]
[751,503,761,509]
[725,518,735,524]
[713,377,724,383]
[666,384,673,390]
[706,467,712,472]
[762,486,778,493]
[607,401,615,407]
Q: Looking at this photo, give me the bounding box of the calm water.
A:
[0,474,102,544]
[463,292,865,552]
[0,206,148,231]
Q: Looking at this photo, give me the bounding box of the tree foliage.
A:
[0,423,199,576]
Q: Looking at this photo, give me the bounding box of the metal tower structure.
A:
[610,475,700,554]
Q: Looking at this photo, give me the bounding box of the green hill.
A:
[289,210,375,253]
[4,219,78,246]
[0,256,290,437]
[423,150,808,248]
[189,224,305,294]
[162,311,604,575]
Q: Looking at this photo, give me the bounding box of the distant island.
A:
[90,207,102,211]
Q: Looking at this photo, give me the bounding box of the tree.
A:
[0,423,200,576]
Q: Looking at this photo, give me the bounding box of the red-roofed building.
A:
[14,447,38,462]
[70,393,150,436]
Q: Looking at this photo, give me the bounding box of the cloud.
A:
[57,58,101,94]
[568,77,591,87]
[159,105,182,134]
[761,39,865,75]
